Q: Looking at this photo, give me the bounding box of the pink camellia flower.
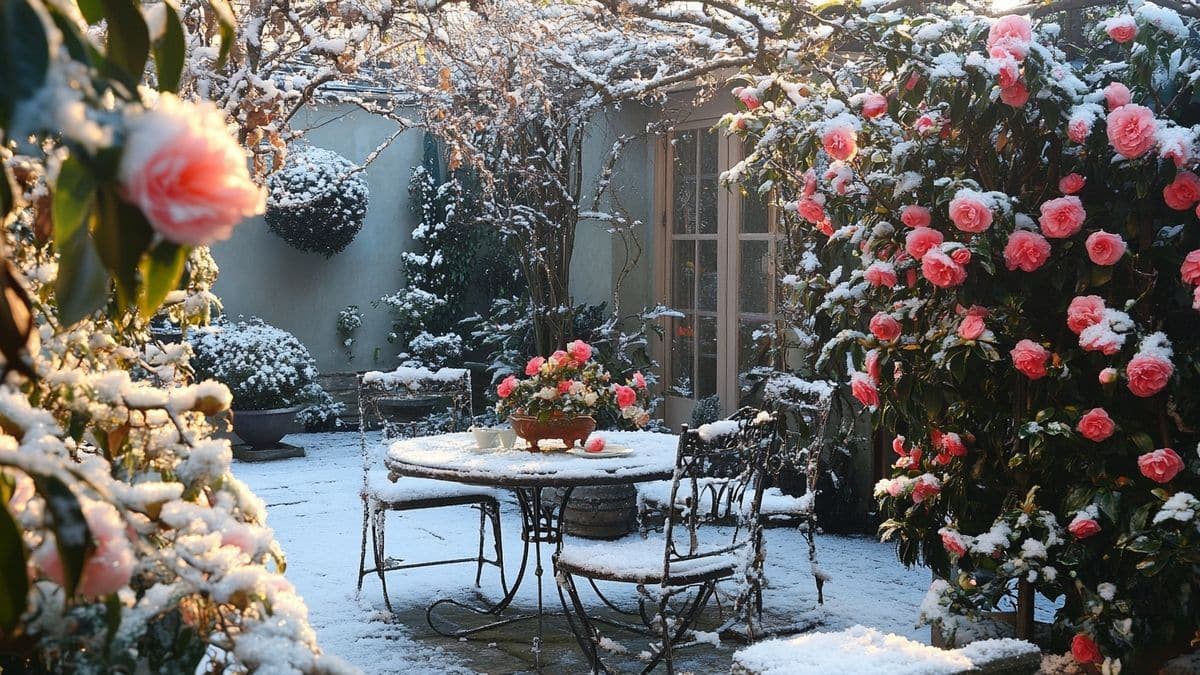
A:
[869,312,901,342]
[987,15,1032,61]
[905,227,944,260]
[999,81,1030,108]
[901,205,931,228]
[1163,171,1200,211]
[865,349,881,382]
[1194,286,1200,311]
[1099,367,1119,384]
[1010,339,1050,380]
[796,197,826,224]
[34,501,135,599]
[584,436,606,453]
[1105,15,1137,43]
[1058,173,1086,195]
[1126,353,1173,397]
[937,431,968,458]
[1067,295,1106,335]
[914,113,938,135]
[557,380,573,395]
[614,384,637,409]
[1072,634,1103,665]
[567,339,593,363]
[1103,82,1131,111]
[1038,196,1086,238]
[911,474,942,504]
[1159,131,1193,168]
[632,371,646,389]
[118,94,264,246]
[821,124,858,162]
[1182,249,1200,284]
[1077,408,1116,442]
[1003,230,1051,272]
[850,371,879,410]
[864,262,898,288]
[497,375,518,399]
[1137,447,1185,483]
[525,356,545,376]
[1068,118,1091,144]
[1107,104,1157,159]
[993,53,1020,89]
[922,249,967,288]
[905,72,922,91]
[959,312,986,341]
[735,87,760,110]
[861,93,888,119]
[940,529,967,557]
[1068,515,1102,540]
[950,247,972,266]
[1085,231,1126,266]
[948,191,994,233]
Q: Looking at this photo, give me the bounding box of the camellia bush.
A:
[725,2,1199,670]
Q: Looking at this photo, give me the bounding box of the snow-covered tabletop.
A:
[385,431,679,488]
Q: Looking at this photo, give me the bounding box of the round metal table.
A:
[385,430,678,665]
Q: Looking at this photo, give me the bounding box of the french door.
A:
[658,123,776,426]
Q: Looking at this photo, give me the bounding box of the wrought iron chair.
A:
[554,407,778,674]
[355,367,507,611]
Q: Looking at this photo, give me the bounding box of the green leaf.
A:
[47,4,93,64]
[53,155,109,326]
[1096,490,1120,524]
[99,0,150,87]
[32,474,93,596]
[93,187,153,314]
[137,241,189,317]
[153,0,185,93]
[209,0,237,67]
[0,501,29,632]
[0,0,52,127]
[1131,432,1155,455]
[76,0,104,24]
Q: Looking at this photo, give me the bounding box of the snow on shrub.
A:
[266,146,369,257]
[190,317,322,411]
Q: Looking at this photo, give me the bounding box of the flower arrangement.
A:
[495,339,651,428]
[189,317,322,411]
[724,3,1199,669]
[265,146,369,258]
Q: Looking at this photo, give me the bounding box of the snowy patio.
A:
[233,432,934,673]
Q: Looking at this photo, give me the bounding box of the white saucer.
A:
[566,445,633,459]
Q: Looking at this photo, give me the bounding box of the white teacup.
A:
[471,427,501,449]
[497,428,517,450]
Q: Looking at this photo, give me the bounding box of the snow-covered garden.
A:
[1,0,1199,673]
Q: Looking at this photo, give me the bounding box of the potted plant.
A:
[189,317,324,448]
[495,339,651,451]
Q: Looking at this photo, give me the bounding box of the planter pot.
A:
[509,414,596,452]
[551,484,638,540]
[232,406,302,447]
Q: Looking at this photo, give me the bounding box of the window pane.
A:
[670,315,695,397]
[672,241,695,310]
[672,178,695,234]
[738,320,772,374]
[700,129,718,176]
[697,240,718,312]
[742,189,769,233]
[698,178,718,234]
[739,239,770,314]
[697,316,718,399]
[674,131,696,177]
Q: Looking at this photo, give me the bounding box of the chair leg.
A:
[474,505,487,588]
[489,501,509,596]
[555,566,609,674]
[357,499,370,594]
[373,508,394,613]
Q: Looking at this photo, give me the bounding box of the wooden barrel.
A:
[553,484,637,540]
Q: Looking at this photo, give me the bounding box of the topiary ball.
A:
[265,147,369,257]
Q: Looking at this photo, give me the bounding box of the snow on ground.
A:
[232,432,936,673]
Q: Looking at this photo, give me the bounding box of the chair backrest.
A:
[357,366,472,478]
[660,407,778,586]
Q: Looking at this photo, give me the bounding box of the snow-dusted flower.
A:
[1138,448,1185,483]
[948,190,994,233]
[1038,196,1086,238]
[1107,104,1157,159]
[1010,339,1050,380]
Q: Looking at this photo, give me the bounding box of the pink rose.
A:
[1010,339,1049,380]
[1099,367,1119,384]
[901,205,931,228]
[497,375,518,399]
[614,384,637,409]
[1107,104,1157,159]
[911,474,941,503]
[869,312,901,342]
[1137,447,1185,483]
[937,431,967,457]
[864,262,897,288]
[558,380,573,395]
[1076,408,1115,442]
[735,87,760,110]
[1058,173,1086,195]
[1160,132,1193,168]
[632,371,646,389]
[1182,249,1200,284]
[821,124,858,162]
[1163,171,1200,211]
[1085,231,1126,266]
[948,191,993,233]
[585,436,606,453]
[1080,326,1123,356]
[1068,118,1091,144]
[1068,516,1102,540]
[959,313,986,340]
[1067,295,1106,335]
[118,94,263,246]
[921,249,967,288]
[850,372,879,410]
[797,197,826,224]
[993,53,1020,89]
[1105,15,1137,43]
[861,93,888,119]
[34,501,135,598]
[950,247,971,266]
[1103,82,1131,111]
[999,81,1030,107]
[1003,230,1051,272]
[1038,196,1086,238]
[1126,353,1173,397]
[1072,634,1103,665]
[905,227,944,260]
[987,15,1032,61]
[940,530,967,557]
[525,356,545,376]
[865,349,881,382]
[567,339,593,363]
